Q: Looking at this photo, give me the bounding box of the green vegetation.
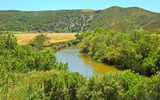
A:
[0,33,68,72]
[0,32,160,99]
[78,70,160,100]
[77,28,160,76]
[90,6,160,33]
[0,6,160,33]
[1,69,160,99]
[1,6,160,98]
[29,34,50,49]
[0,10,95,32]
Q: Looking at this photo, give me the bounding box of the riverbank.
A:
[55,46,121,77]
[1,32,160,100]
[76,28,160,76]
[49,39,79,50]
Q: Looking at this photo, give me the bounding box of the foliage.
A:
[0,10,95,32]
[42,72,86,100]
[145,72,160,99]
[78,70,160,100]
[0,33,17,49]
[1,68,160,100]
[0,32,160,99]
[29,34,50,49]
[0,33,68,72]
[0,6,160,33]
[90,6,160,33]
[0,69,58,100]
[78,28,160,75]
[77,72,124,99]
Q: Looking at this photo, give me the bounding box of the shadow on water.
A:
[55,46,121,78]
[78,53,121,75]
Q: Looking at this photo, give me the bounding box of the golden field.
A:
[14,33,77,45]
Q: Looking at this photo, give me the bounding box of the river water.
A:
[55,46,121,78]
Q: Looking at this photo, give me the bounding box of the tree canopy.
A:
[77,28,160,76]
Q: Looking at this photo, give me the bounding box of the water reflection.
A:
[55,46,121,77]
[78,54,121,75]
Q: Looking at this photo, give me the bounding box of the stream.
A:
[55,46,121,78]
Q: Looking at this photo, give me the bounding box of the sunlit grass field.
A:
[14,33,77,45]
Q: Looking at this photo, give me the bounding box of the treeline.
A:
[77,28,160,76]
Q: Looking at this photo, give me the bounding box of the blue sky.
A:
[0,0,160,13]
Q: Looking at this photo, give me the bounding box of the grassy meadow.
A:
[14,33,77,45]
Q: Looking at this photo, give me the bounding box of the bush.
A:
[78,28,160,75]
[0,69,160,100]
[30,34,50,49]
[42,72,86,100]
[77,72,124,99]
[145,72,160,99]
[0,33,68,72]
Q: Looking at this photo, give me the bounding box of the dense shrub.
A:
[77,70,160,100]
[0,68,160,100]
[145,72,160,99]
[77,28,160,75]
[77,72,124,99]
[39,72,86,100]
[0,33,68,72]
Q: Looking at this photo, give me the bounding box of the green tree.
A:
[30,34,50,49]
[78,28,160,75]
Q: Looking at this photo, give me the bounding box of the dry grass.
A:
[14,33,77,45]
[81,9,95,12]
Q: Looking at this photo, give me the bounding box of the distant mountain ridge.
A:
[0,6,160,33]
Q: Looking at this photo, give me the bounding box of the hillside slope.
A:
[0,6,160,32]
[90,6,160,32]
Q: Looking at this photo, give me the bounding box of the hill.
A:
[0,10,95,32]
[90,6,160,32]
[0,6,160,33]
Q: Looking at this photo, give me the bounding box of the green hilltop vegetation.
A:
[0,10,95,32]
[0,6,160,33]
